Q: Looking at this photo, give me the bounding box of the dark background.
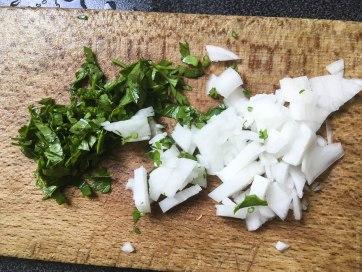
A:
[0,1,361,271]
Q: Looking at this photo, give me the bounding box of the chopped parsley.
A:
[231,30,239,39]
[132,208,143,223]
[209,87,220,99]
[15,44,211,204]
[259,129,268,140]
[243,88,252,98]
[247,106,253,112]
[234,195,268,214]
[299,89,306,94]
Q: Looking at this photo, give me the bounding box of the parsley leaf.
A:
[209,87,220,99]
[179,151,197,161]
[247,106,253,112]
[299,89,305,94]
[234,195,268,214]
[231,30,239,38]
[259,129,268,140]
[182,55,199,67]
[179,41,190,58]
[132,208,143,223]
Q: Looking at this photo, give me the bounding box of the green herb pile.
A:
[14,43,225,204]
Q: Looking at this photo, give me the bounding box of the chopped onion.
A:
[245,210,266,231]
[316,136,327,147]
[270,161,289,184]
[289,166,306,198]
[132,166,151,213]
[205,45,240,62]
[216,204,247,219]
[212,68,243,98]
[249,175,271,199]
[121,242,135,253]
[275,241,289,252]
[217,141,264,182]
[291,190,302,220]
[301,143,344,184]
[171,124,196,154]
[103,107,154,141]
[159,185,202,213]
[265,182,291,220]
[326,59,344,76]
[282,123,315,166]
[209,161,264,202]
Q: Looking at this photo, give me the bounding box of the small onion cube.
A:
[275,241,289,252]
[205,45,240,62]
[159,185,202,213]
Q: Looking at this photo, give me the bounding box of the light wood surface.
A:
[0,8,361,272]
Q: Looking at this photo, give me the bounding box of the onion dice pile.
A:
[105,46,361,231]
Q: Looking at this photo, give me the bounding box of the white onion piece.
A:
[326,121,333,144]
[289,102,329,125]
[302,143,344,184]
[280,76,312,103]
[275,241,289,252]
[266,121,298,156]
[159,185,202,213]
[149,132,167,145]
[160,145,180,166]
[209,161,264,202]
[221,198,235,205]
[282,123,315,166]
[316,136,327,147]
[217,141,264,182]
[289,166,306,198]
[162,158,197,197]
[266,182,292,220]
[326,59,344,76]
[148,166,172,201]
[270,162,289,184]
[223,87,248,114]
[103,107,154,141]
[132,166,151,213]
[121,242,135,253]
[233,191,247,204]
[216,204,247,219]
[149,118,164,137]
[249,175,271,199]
[213,68,243,98]
[292,190,302,220]
[245,210,266,231]
[259,206,275,219]
[194,108,242,174]
[311,76,361,112]
[205,45,240,62]
[250,98,290,131]
[171,124,196,154]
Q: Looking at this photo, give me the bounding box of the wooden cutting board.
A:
[0,8,361,272]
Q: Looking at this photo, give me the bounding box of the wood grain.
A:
[0,8,361,272]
